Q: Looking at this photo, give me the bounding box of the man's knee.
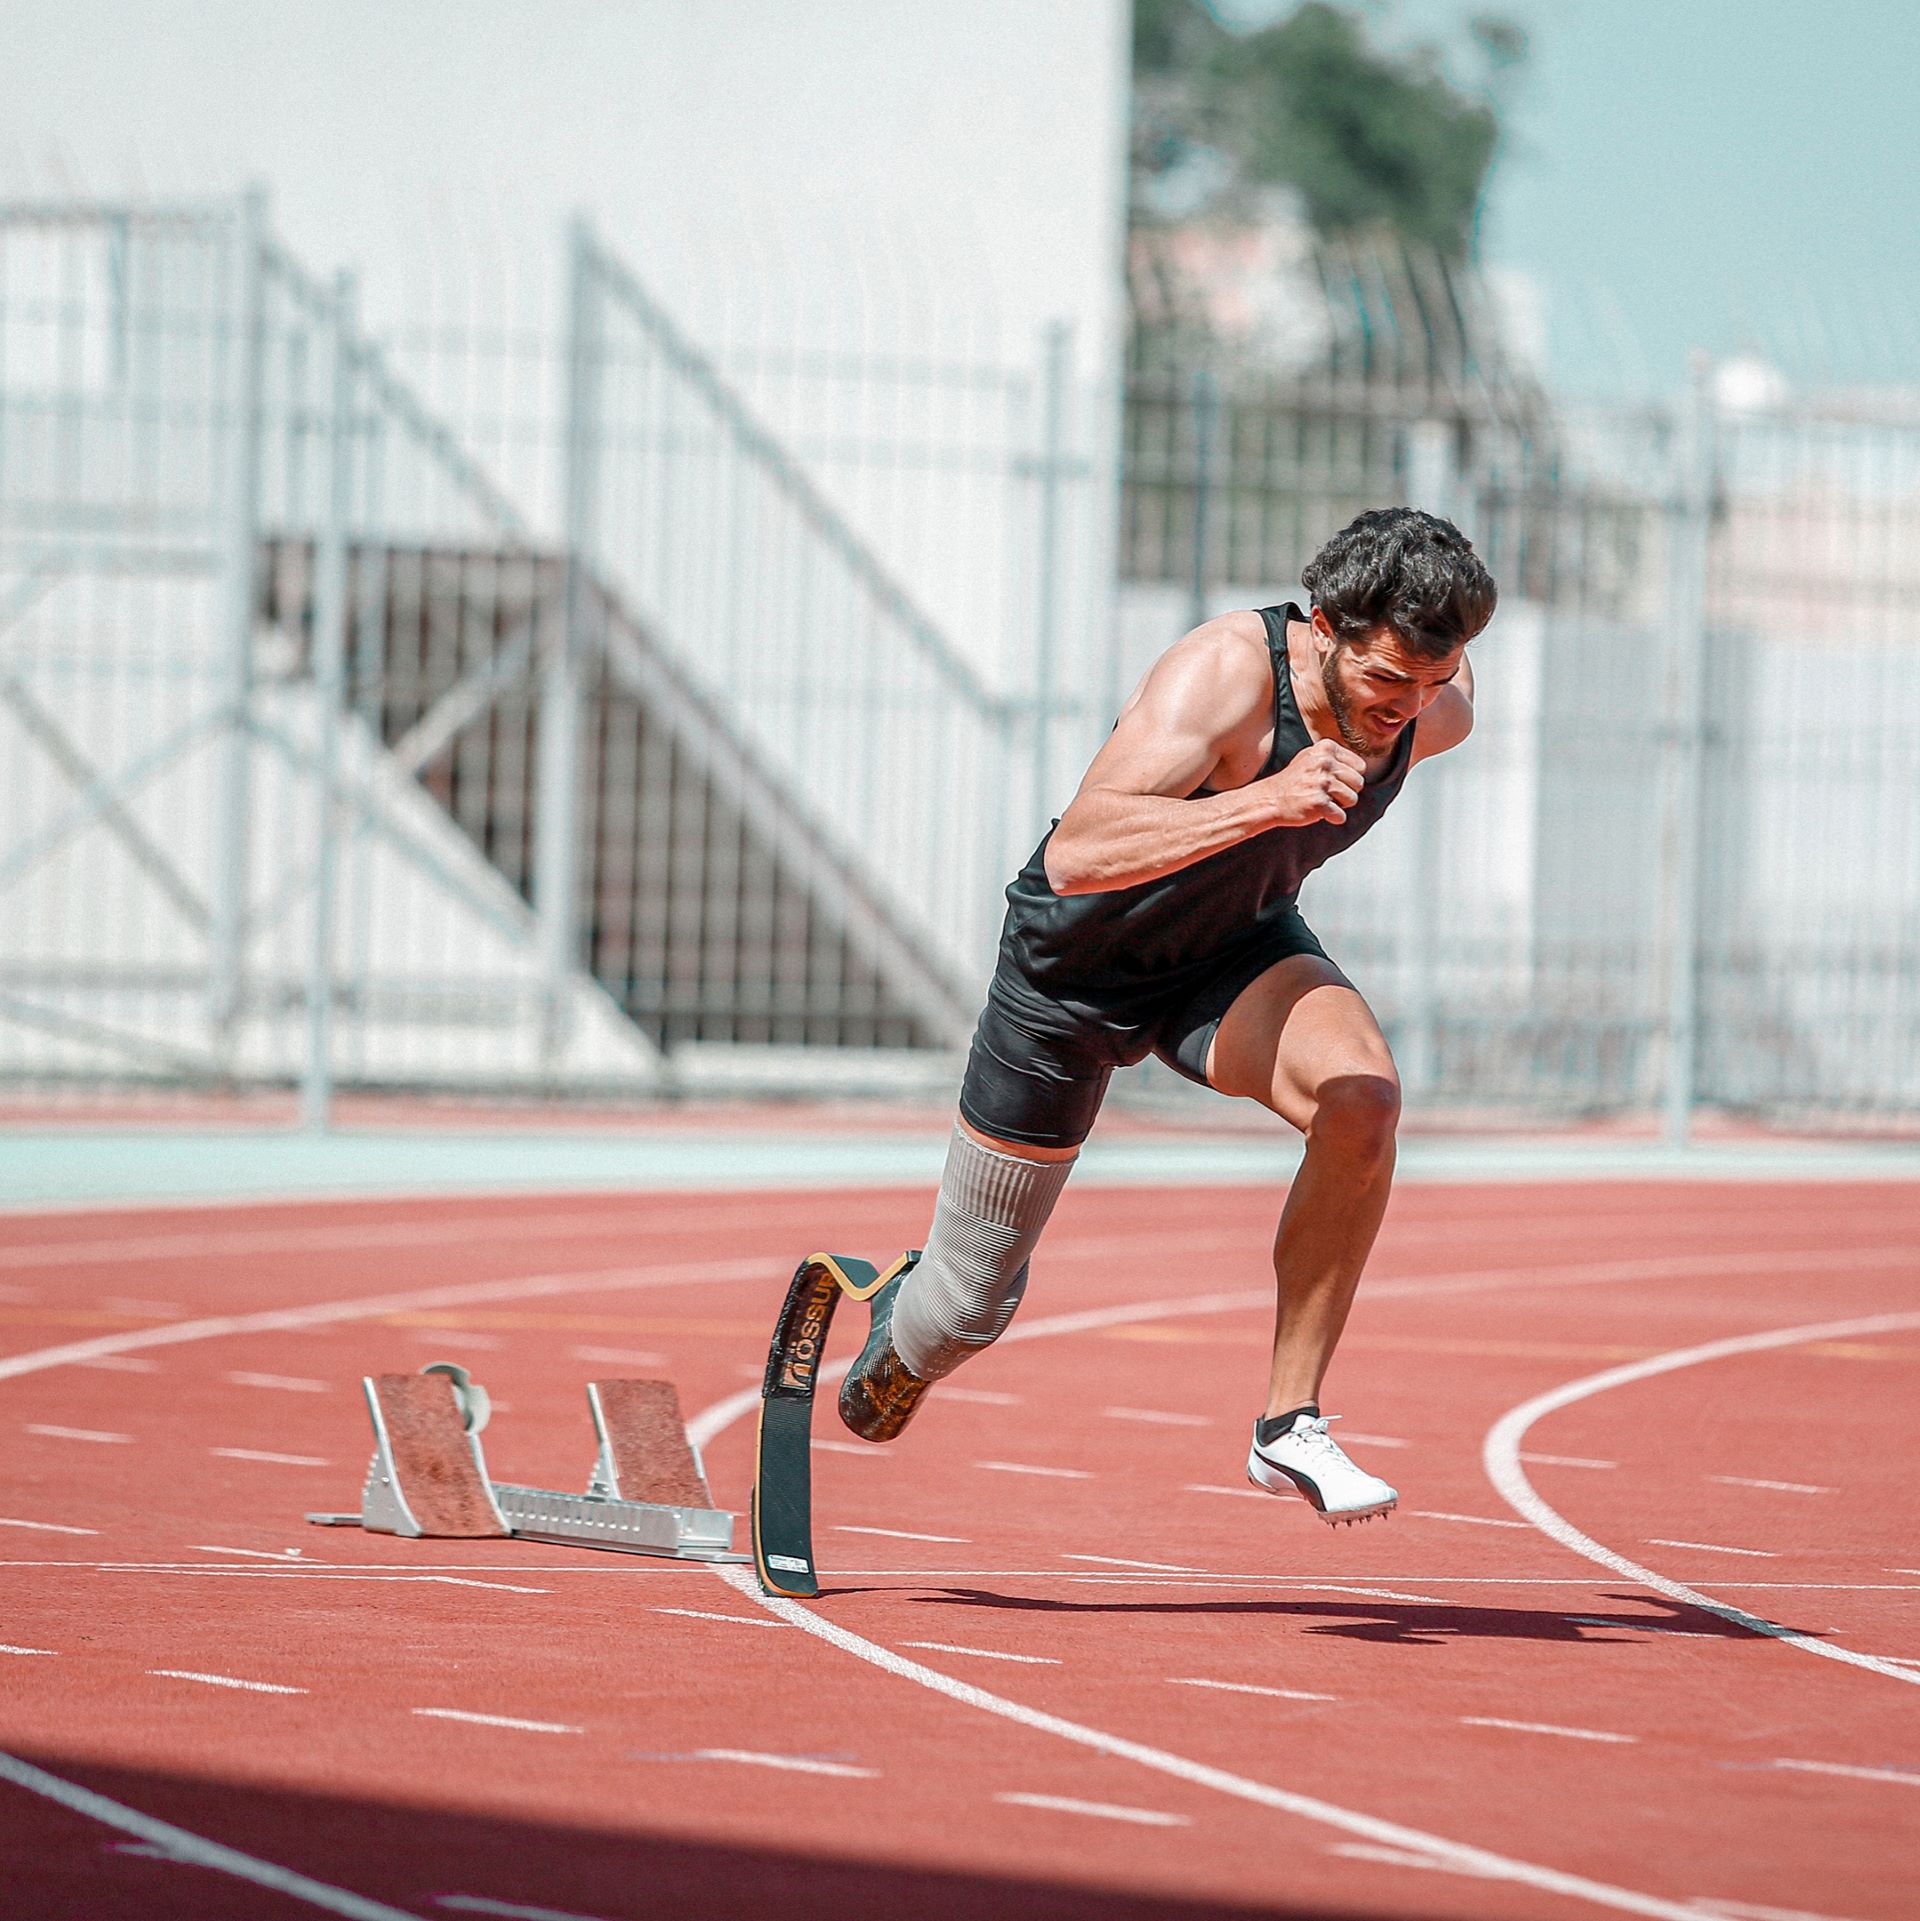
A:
[1307,1071,1401,1165]
[891,1128,1075,1380]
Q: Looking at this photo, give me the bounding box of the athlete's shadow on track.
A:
[901,1589,1784,1646]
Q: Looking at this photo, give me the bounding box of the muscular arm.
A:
[1044,617,1364,896]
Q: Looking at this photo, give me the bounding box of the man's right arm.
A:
[1043,620,1365,897]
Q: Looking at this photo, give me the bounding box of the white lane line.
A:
[24,1423,131,1443]
[997,1791,1189,1827]
[1410,1510,1531,1529]
[1,1644,55,1655]
[1484,1306,1920,1689]
[107,1569,547,1592]
[835,1526,970,1543]
[1063,1554,1202,1573]
[712,1564,1720,1920]
[149,1670,306,1695]
[1766,1758,1920,1788]
[439,1895,617,1921]
[1708,1476,1829,1495]
[0,1516,97,1534]
[23,1558,1910,1592]
[193,1546,309,1561]
[1330,1840,1495,1879]
[1185,1482,1267,1499]
[937,1386,1023,1405]
[412,1330,503,1350]
[0,1747,423,1918]
[0,1224,1865,1921]
[1102,1406,1210,1427]
[412,1709,580,1734]
[694,1748,877,1778]
[1687,1898,1870,1921]
[1169,1677,1336,1703]
[212,1448,331,1467]
[902,1641,1062,1666]
[227,1371,330,1393]
[1522,1453,1616,1469]
[568,1346,665,1368]
[1313,1584,1451,1604]
[75,1356,161,1372]
[651,1607,789,1629]
[1341,1433,1411,1449]
[1647,1540,1777,1559]
[1461,1716,1637,1744]
[811,1440,881,1456]
[976,1461,1092,1479]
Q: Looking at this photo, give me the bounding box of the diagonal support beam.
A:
[388,612,540,776]
[0,672,212,933]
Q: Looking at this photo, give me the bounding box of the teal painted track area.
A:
[4,1110,1919,1210]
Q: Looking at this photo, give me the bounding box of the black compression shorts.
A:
[956,906,1330,1150]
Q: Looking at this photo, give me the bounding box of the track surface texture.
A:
[2,1177,1917,1920]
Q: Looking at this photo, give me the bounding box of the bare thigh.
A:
[1202,953,1399,1133]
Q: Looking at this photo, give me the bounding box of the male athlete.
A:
[839,507,1495,1524]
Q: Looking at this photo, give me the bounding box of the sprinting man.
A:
[839,508,1494,1524]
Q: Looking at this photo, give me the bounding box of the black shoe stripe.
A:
[1255,1454,1327,1512]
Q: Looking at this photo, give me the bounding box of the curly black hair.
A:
[1299,508,1496,660]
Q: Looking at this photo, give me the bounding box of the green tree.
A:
[1133,1,1525,262]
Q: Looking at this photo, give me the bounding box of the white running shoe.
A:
[1246,1413,1398,1526]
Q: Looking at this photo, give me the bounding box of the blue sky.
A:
[1217,0,1920,393]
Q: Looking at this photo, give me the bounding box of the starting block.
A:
[307,1363,744,1563]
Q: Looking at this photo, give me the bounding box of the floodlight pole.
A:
[1659,356,1718,1149]
[1187,365,1220,634]
[538,216,598,1072]
[1400,419,1456,1106]
[1030,319,1073,827]
[210,185,267,1061]
[301,273,357,1133]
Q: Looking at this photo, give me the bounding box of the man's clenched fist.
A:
[1261,739,1366,827]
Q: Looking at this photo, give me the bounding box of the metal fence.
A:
[1124,297,1920,1133]
[2,195,1915,1132]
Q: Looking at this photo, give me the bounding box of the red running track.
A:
[1,1177,1917,1921]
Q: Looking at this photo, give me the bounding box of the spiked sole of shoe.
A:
[1245,1455,1397,1526]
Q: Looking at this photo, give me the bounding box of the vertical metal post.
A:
[1030,319,1073,826]
[209,185,267,1056]
[540,217,598,1069]
[1399,420,1455,1102]
[1187,366,1219,634]
[301,273,355,1133]
[1659,357,1717,1148]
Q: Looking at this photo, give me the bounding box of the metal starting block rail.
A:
[307,1363,745,1563]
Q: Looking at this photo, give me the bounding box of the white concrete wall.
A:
[3,1,1127,388]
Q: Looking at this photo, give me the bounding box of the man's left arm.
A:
[1410,651,1474,764]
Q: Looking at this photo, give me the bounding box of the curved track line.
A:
[1484,1309,1920,1686]
[691,1295,1717,1920]
[6,1200,1912,1915]
[710,1567,1703,1920]
[0,1749,423,1919]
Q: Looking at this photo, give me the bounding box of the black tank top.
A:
[998,604,1415,1010]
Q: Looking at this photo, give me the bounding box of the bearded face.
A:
[1318,629,1465,756]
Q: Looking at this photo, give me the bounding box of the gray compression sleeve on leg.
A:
[889,1126,1077,1381]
